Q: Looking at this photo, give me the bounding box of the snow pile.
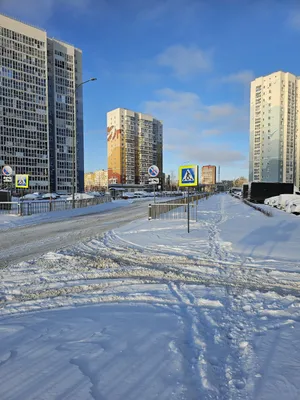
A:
[264,194,300,214]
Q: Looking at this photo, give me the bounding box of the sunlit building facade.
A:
[107,108,163,185]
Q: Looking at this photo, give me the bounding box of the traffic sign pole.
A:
[148,165,159,204]
[187,187,190,233]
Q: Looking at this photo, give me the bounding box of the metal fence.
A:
[0,195,112,216]
[148,194,209,220]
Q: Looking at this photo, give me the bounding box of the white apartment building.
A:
[249,71,299,186]
[0,14,84,193]
[0,15,49,191]
[107,108,163,185]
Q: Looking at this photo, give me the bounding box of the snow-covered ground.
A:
[0,200,128,231]
[0,196,178,232]
[1,194,300,399]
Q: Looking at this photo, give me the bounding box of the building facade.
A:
[84,169,108,191]
[47,38,84,194]
[107,108,163,185]
[249,71,300,186]
[0,14,84,193]
[94,169,108,189]
[84,172,94,190]
[201,165,216,185]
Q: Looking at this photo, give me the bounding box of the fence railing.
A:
[0,195,111,216]
[148,194,209,220]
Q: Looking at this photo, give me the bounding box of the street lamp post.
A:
[72,77,97,208]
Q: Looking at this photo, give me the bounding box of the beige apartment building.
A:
[0,14,84,193]
[84,169,108,191]
[249,71,300,187]
[107,108,163,185]
[201,165,216,185]
[94,169,108,188]
[84,172,95,190]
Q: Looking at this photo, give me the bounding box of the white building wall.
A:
[0,14,49,191]
[0,14,83,194]
[250,71,298,184]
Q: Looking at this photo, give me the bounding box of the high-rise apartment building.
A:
[47,38,84,193]
[201,165,216,185]
[249,71,300,186]
[0,14,84,193]
[107,108,163,185]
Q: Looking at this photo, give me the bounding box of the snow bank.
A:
[0,196,183,232]
[0,200,131,231]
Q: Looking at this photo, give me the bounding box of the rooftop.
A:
[0,13,80,50]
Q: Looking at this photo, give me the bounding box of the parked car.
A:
[66,193,94,201]
[42,193,60,200]
[264,196,278,206]
[291,203,300,215]
[20,193,43,201]
[275,194,300,210]
[86,191,104,198]
[286,198,300,214]
[122,192,135,200]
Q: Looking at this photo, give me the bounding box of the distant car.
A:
[122,193,135,199]
[20,193,43,201]
[86,191,102,198]
[66,193,94,201]
[42,193,60,200]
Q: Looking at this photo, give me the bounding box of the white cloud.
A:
[221,70,255,85]
[202,129,222,136]
[182,145,246,164]
[142,88,248,169]
[145,88,200,118]
[156,45,212,78]
[135,0,203,24]
[0,0,93,25]
[195,103,239,121]
[144,88,245,128]
[287,10,300,31]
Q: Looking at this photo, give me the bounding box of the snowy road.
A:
[1,194,300,399]
[0,201,148,266]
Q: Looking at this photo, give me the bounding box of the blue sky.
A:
[1,0,300,180]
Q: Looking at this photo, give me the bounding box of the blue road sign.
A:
[148,165,159,177]
[2,165,13,176]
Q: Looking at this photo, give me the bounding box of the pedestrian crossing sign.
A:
[15,174,29,189]
[179,165,198,187]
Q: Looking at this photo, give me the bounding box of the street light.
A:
[72,77,97,208]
